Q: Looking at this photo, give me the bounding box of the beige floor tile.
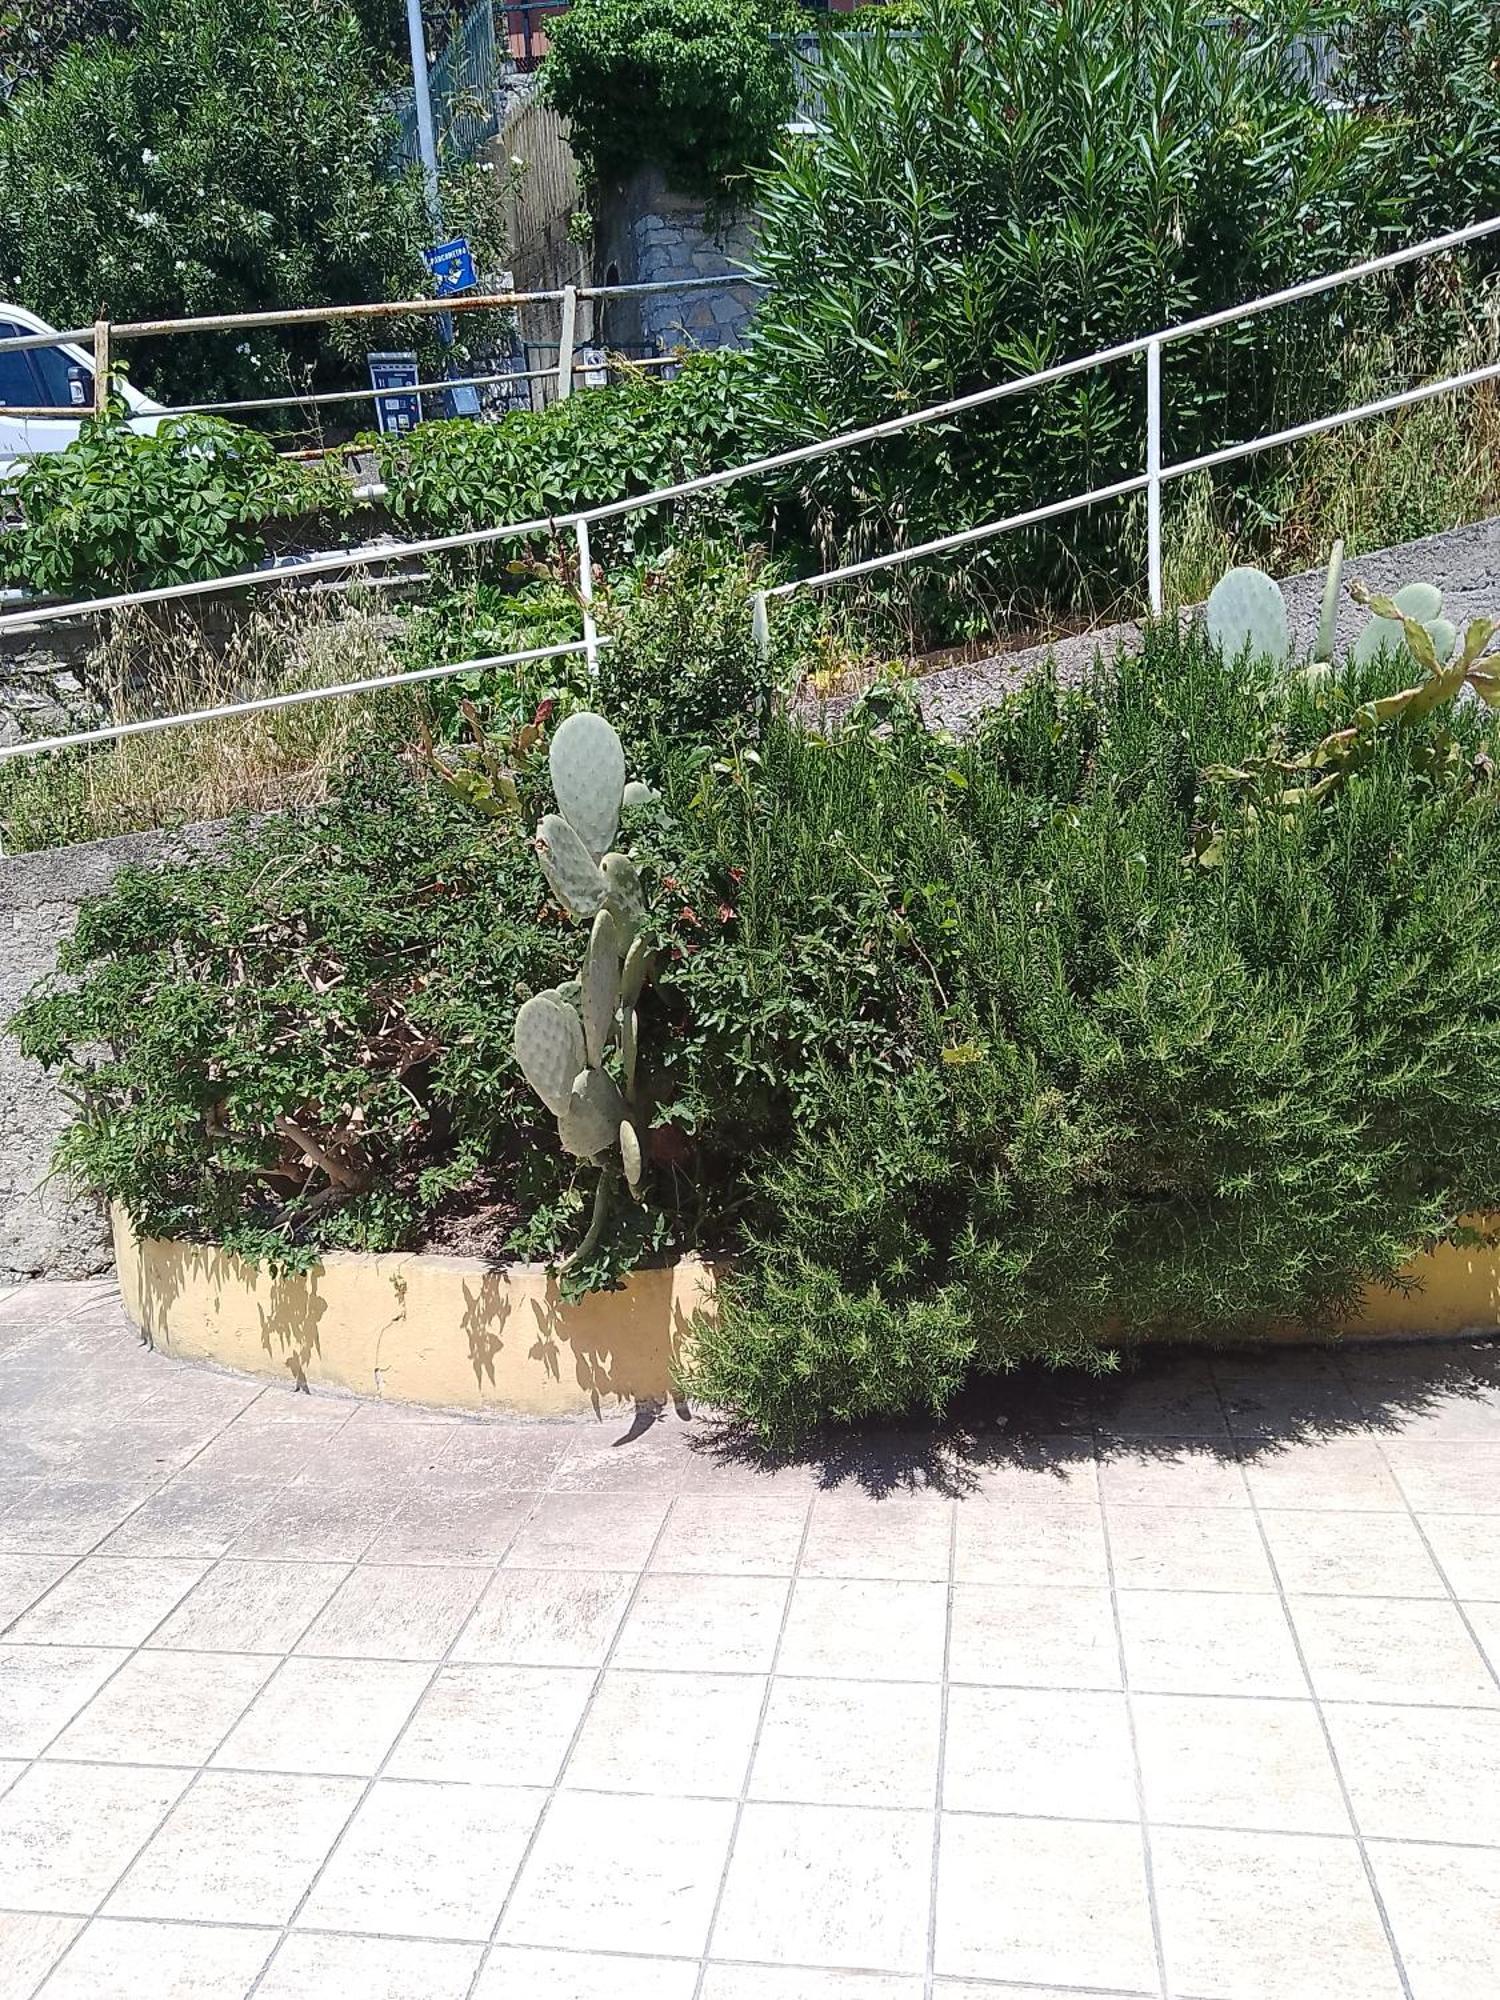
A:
[1241,1439,1405,1511]
[1291,1595,1499,1705]
[0,1477,162,1555]
[0,1644,128,1756]
[1368,1841,1500,2000]
[934,1813,1156,1989]
[1382,1442,1500,1513]
[6,1557,207,1647]
[777,1577,946,1681]
[1098,1446,1248,1509]
[954,1500,1109,1587]
[943,1685,1136,1820]
[1260,1508,1445,1596]
[1461,1598,1500,1672]
[145,1560,349,1653]
[750,1677,941,1808]
[299,1778,543,1940]
[294,1562,488,1660]
[714,1799,932,1972]
[450,1569,633,1667]
[388,1662,595,1786]
[969,1440,1100,1505]
[502,1494,669,1572]
[230,1481,400,1561]
[1118,1590,1304,1696]
[1152,1826,1404,2000]
[49,1650,274,1766]
[801,1491,954,1582]
[434,1425,574,1490]
[649,1496,810,1577]
[256,1933,481,2000]
[500,1790,736,1956]
[1414,1512,1500,1597]
[98,1475,279,1559]
[1108,1505,1274,1591]
[213,1655,430,1776]
[33,1917,272,1997]
[1323,1702,1500,1843]
[0,1915,82,2000]
[612,1574,788,1673]
[933,1989,1139,2000]
[565,1669,764,1797]
[948,1584,1121,1689]
[107,1770,361,1924]
[365,1487,533,1565]
[0,1762,189,1912]
[0,1760,24,1796]
[1134,1693,1349,1834]
[0,1554,72,1624]
[477,1945,700,1997]
[702,1969,923,1999]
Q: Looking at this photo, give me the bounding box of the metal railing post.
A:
[575,514,599,675]
[1145,337,1163,617]
[557,284,577,402]
[93,318,111,415]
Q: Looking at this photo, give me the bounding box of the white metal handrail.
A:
[0,636,607,764]
[1,212,1497,762]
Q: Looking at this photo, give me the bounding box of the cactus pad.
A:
[583,908,621,1067]
[620,1002,638,1093]
[620,1118,643,1191]
[549,712,625,859]
[621,937,651,1010]
[601,852,645,946]
[1393,582,1444,623]
[537,813,607,920]
[1205,567,1291,669]
[622,780,657,809]
[559,1067,625,1159]
[1314,539,1344,663]
[514,993,586,1116]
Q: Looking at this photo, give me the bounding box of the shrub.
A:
[0,0,489,402]
[680,623,1500,1441]
[374,350,756,551]
[0,414,347,595]
[741,0,1495,630]
[541,0,797,199]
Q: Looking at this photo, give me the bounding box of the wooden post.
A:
[93,318,111,415]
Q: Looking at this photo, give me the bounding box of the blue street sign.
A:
[367,350,422,435]
[423,237,477,297]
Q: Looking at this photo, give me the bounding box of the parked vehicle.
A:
[0,304,164,468]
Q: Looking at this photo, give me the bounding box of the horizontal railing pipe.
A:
[0,636,608,762]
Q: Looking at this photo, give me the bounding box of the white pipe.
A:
[0,637,607,762]
[1145,338,1163,616]
[575,515,599,675]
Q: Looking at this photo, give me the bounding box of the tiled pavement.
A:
[1,1282,1499,1998]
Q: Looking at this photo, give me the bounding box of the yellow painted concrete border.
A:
[111,1208,1500,1416]
[111,1207,714,1416]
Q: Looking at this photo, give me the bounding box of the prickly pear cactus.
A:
[549,711,625,860]
[1205,566,1291,669]
[516,711,662,1267]
[1352,580,1452,670]
[1314,540,1344,665]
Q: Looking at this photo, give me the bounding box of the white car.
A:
[0,303,164,470]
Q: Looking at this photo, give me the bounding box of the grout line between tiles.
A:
[924,1490,960,1999]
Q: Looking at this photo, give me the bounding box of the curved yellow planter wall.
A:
[111,1208,715,1416]
[112,1208,1500,1416]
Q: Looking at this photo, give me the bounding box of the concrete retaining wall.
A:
[0,819,230,1283]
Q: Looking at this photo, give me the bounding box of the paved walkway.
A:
[0,1281,1498,1999]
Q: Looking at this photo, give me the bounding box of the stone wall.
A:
[0,820,230,1283]
[0,619,99,749]
[593,168,760,357]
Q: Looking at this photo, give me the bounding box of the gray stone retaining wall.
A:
[0,820,230,1283]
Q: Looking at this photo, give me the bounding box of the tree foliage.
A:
[0,0,479,401]
[541,0,797,199]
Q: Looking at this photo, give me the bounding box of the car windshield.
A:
[0,325,38,408]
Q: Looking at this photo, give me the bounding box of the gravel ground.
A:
[812,513,1500,737]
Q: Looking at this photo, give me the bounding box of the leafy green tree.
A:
[0,0,484,401]
[0,0,132,94]
[541,0,797,199]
